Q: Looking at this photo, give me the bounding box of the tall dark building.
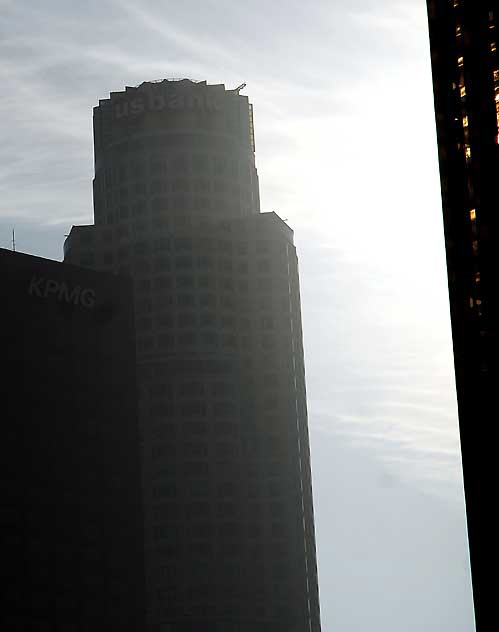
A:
[64,79,321,632]
[426,2,499,629]
[1,248,145,631]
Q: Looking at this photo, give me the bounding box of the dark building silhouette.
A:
[426,2,499,629]
[63,79,321,632]
[1,248,145,631]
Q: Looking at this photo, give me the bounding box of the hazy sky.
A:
[0,1,475,630]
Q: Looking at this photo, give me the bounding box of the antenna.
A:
[234,83,246,93]
[12,229,15,252]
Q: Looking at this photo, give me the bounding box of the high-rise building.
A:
[426,2,499,629]
[1,248,145,631]
[64,79,321,632]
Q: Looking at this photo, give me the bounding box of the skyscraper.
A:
[1,248,145,631]
[64,79,321,632]
[426,2,499,629]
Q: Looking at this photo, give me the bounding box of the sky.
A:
[0,1,475,630]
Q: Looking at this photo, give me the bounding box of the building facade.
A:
[64,79,321,632]
[1,248,145,631]
[426,2,499,629]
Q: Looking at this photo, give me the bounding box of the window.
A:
[133,241,147,255]
[157,315,174,329]
[80,254,94,267]
[178,332,196,346]
[154,276,172,289]
[176,276,194,289]
[199,238,214,252]
[193,154,209,172]
[180,381,204,397]
[103,251,113,265]
[135,181,146,195]
[261,316,274,330]
[185,422,208,437]
[470,208,476,221]
[201,332,218,346]
[258,278,273,291]
[200,312,216,327]
[175,256,193,270]
[193,177,210,192]
[172,177,189,192]
[174,237,192,251]
[261,335,276,350]
[198,276,214,289]
[218,240,232,253]
[152,197,168,213]
[197,255,213,269]
[137,336,154,351]
[153,484,178,498]
[188,478,210,496]
[137,278,151,292]
[220,295,235,309]
[172,154,189,173]
[221,277,234,291]
[177,312,196,328]
[457,56,464,68]
[178,294,195,307]
[219,258,233,273]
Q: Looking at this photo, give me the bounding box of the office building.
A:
[426,2,499,629]
[64,79,321,632]
[1,248,145,631]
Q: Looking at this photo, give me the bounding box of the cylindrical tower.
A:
[92,79,260,229]
[64,80,321,632]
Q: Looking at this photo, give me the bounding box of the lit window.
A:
[458,56,464,67]
[453,0,459,7]
[456,24,462,38]
[469,298,474,308]
[470,209,476,220]
[460,85,466,98]
[463,115,469,127]
[476,299,482,306]
[472,240,478,254]
[475,272,481,283]
[465,145,471,160]
[491,42,497,52]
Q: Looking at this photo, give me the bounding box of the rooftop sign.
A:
[113,86,222,120]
